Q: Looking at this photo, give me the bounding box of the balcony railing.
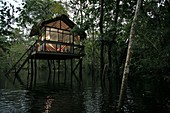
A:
[32,40,84,56]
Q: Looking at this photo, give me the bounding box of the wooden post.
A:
[53,60,56,86]
[117,0,142,111]
[44,27,47,51]
[30,58,34,89]
[64,60,67,84]
[79,57,82,84]
[27,59,30,88]
[72,34,74,54]
[58,60,60,84]
[47,60,51,85]
[13,68,16,84]
[71,59,73,87]
[34,58,37,87]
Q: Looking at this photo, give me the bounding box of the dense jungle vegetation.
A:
[1,0,170,82]
[0,0,170,110]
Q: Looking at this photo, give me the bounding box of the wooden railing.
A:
[33,40,84,55]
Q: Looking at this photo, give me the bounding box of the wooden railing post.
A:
[44,40,46,51]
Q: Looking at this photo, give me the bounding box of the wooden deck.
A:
[30,51,84,60]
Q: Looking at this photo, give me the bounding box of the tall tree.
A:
[99,0,104,82]
[18,0,68,29]
[117,0,142,111]
[130,0,170,82]
[69,0,102,78]
[107,0,120,79]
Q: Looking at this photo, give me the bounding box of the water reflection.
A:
[1,73,170,113]
[43,96,54,113]
[83,87,102,113]
[0,85,118,113]
[28,86,106,113]
[0,89,31,113]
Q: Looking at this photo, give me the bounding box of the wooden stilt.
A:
[64,60,67,84]
[30,58,34,89]
[72,60,80,84]
[71,59,73,87]
[47,60,51,85]
[53,60,56,86]
[13,68,16,84]
[58,60,60,85]
[34,58,37,87]
[27,59,30,88]
[79,57,83,84]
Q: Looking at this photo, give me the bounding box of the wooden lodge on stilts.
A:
[5,14,86,89]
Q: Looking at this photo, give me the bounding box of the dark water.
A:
[1,73,170,113]
[0,85,118,113]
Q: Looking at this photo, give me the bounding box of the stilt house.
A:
[5,14,86,87]
[30,14,86,59]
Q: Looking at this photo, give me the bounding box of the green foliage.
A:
[0,49,9,73]
[130,0,170,82]
[0,0,15,36]
[9,43,27,64]
[0,0,16,52]
[0,36,10,52]
[84,38,100,64]
[18,0,68,27]
[0,0,170,84]
[69,0,170,83]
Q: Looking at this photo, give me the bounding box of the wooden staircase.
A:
[5,41,37,86]
[4,40,84,86]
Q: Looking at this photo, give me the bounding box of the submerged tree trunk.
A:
[92,24,95,81]
[99,0,104,82]
[117,0,142,111]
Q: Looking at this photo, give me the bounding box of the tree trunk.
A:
[92,24,95,81]
[117,0,142,111]
[80,0,83,24]
[99,0,104,82]
[108,0,120,78]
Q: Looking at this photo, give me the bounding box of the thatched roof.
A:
[30,14,86,39]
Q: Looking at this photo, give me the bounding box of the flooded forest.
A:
[0,0,170,113]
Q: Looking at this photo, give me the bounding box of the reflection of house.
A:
[30,14,86,60]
